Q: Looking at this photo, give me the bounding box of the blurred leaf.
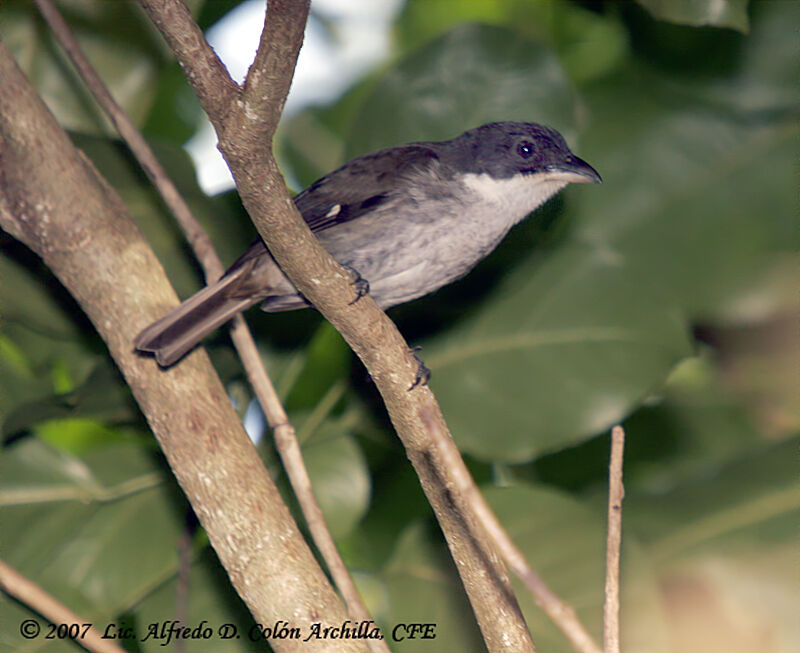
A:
[382,485,667,653]
[489,486,669,653]
[141,62,204,144]
[395,0,629,85]
[0,438,182,630]
[34,418,141,453]
[617,436,800,652]
[428,247,691,461]
[339,451,433,572]
[131,548,257,653]
[552,1,629,84]
[526,352,767,495]
[625,436,800,557]
[575,74,795,306]
[713,309,800,437]
[196,0,249,31]
[618,357,766,492]
[347,23,581,155]
[279,65,405,191]
[3,363,135,440]
[670,0,798,113]
[0,333,53,420]
[0,240,105,415]
[0,252,84,341]
[636,0,749,32]
[301,429,371,540]
[382,521,483,651]
[0,0,167,134]
[654,548,799,653]
[284,322,351,411]
[423,6,795,460]
[395,0,524,50]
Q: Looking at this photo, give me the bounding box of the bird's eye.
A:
[517,141,534,159]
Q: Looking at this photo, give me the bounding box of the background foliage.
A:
[1,1,797,652]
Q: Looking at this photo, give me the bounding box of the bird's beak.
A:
[546,155,602,184]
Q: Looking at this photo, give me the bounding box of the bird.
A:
[135,121,601,366]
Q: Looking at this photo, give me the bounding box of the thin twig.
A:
[0,41,366,653]
[33,0,225,277]
[0,559,128,653]
[604,426,625,653]
[34,2,384,647]
[238,347,390,653]
[418,406,601,653]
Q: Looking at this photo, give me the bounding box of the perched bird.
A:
[135,121,601,366]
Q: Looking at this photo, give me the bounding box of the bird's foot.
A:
[408,346,431,390]
[344,265,370,305]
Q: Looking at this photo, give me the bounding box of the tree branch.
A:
[0,559,128,653]
[32,3,384,648]
[604,426,625,653]
[419,407,602,653]
[136,1,536,651]
[0,40,368,653]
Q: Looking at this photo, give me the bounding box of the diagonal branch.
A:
[136,1,537,652]
[32,3,383,648]
[0,39,368,653]
[0,559,128,653]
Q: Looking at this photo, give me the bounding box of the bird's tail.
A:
[134,270,258,367]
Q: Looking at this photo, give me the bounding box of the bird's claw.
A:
[344,265,370,305]
[408,346,431,390]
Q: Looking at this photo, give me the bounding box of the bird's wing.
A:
[222,144,442,273]
[296,144,441,233]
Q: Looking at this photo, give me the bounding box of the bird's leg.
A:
[343,264,370,305]
[408,346,431,390]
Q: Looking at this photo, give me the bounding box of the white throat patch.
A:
[461,172,568,225]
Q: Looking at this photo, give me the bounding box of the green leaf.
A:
[0,247,109,421]
[529,353,769,494]
[284,322,351,411]
[636,0,750,32]
[382,486,666,653]
[347,23,580,156]
[72,134,254,295]
[575,66,796,314]
[625,436,800,558]
[0,252,84,342]
[382,522,483,651]
[667,0,799,114]
[615,437,800,648]
[131,548,258,653]
[3,363,136,440]
[428,247,692,461]
[0,0,168,134]
[421,6,796,461]
[141,62,204,144]
[302,429,371,540]
[0,438,182,628]
[395,0,629,85]
[0,333,53,420]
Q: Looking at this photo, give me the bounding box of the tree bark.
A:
[0,40,368,653]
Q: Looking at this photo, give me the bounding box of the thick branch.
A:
[0,41,367,653]
[32,2,381,644]
[136,1,536,651]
